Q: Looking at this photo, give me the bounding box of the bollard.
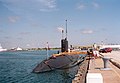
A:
[101,57,111,70]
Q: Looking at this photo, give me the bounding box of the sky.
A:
[0,0,120,49]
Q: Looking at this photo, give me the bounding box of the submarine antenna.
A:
[62,29,64,39]
[65,20,67,40]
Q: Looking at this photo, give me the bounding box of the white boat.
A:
[16,47,22,51]
[10,47,23,51]
[0,44,7,52]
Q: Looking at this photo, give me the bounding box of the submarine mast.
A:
[61,20,68,52]
[65,20,68,40]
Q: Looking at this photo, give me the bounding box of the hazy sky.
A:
[0,0,120,49]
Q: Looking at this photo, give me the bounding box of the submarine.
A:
[32,20,85,73]
[32,53,84,73]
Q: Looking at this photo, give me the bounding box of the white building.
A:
[0,44,7,52]
[99,44,120,49]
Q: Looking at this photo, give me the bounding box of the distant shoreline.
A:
[26,47,61,51]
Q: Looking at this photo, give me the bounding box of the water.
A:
[0,50,85,83]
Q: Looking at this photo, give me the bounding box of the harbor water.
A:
[0,50,85,83]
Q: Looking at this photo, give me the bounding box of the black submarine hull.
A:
[32,54,84,73]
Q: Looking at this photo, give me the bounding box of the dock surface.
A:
[101,51,120,64]
[72,51,120,83]
[88,57,120,83]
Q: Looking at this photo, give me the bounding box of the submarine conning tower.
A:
[61,38,68,52]
[61,20,68,52]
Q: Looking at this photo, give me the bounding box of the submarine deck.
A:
[52,51,87,57]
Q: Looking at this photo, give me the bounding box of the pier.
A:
[72,51,120,83]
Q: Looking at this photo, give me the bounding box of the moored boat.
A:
[33,20,86,73]
[32,54,84,73]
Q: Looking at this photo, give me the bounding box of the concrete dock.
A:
[88,57,120,83]
[72,51,120,83]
